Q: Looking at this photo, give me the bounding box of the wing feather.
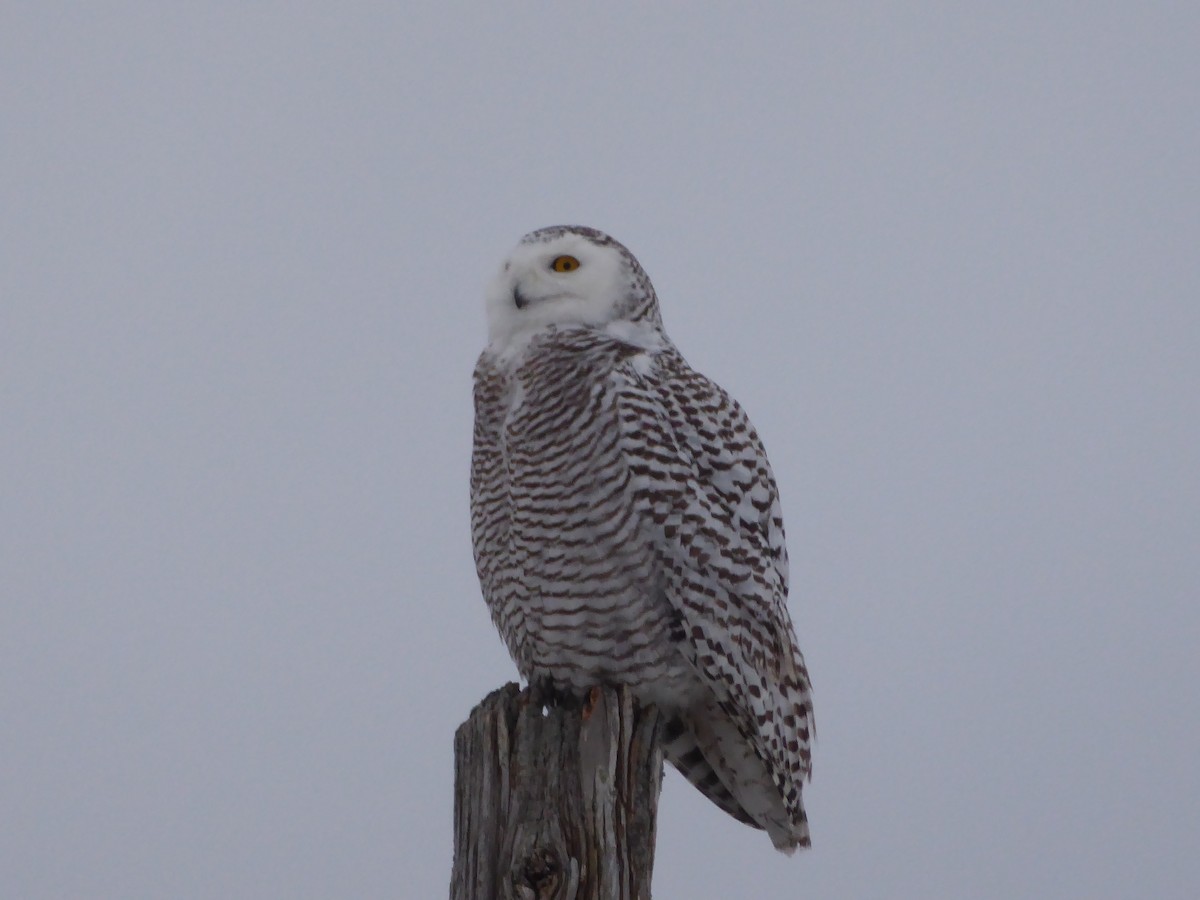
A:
[611,345,814,841]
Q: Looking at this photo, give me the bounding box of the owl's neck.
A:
[487,319,668,371]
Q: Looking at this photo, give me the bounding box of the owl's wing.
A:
[610,346,814,831]
[471,349,532,670]
[470,353,504,599]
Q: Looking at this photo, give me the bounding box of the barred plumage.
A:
[470,225,814,852]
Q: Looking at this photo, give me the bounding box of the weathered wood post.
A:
[451,683,664,900]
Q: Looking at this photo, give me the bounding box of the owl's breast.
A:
[485,336,693,700]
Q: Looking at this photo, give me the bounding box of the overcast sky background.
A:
[3,3,1198,898]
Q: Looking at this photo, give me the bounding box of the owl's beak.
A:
[513,286,530,310]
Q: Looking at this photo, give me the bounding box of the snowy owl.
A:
[469,225,813,852]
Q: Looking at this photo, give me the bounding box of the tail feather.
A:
[661,707,811,853]
[661,715,759,827]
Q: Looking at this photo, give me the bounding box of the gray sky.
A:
[3,3,1198,897]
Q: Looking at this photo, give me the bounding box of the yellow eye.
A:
[551,255,581,273]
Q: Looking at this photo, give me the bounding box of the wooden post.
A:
[451,683,664,900]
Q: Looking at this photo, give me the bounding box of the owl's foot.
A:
[524,677,572,712]
[523,679,603,720]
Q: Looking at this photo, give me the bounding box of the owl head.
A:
[485,226,663,350]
